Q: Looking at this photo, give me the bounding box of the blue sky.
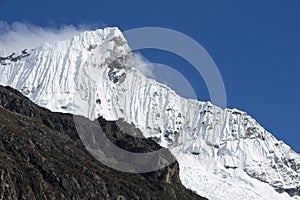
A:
[1,0,299,152]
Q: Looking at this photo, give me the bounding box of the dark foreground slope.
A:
[0,86,205,200]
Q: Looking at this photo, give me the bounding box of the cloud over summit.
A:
[0,21,88,54]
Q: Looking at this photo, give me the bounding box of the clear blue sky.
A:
[1,0,299,152]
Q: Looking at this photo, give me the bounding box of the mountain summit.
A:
[0,27,299,200]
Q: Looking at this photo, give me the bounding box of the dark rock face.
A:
[0,86,205,200]
[0,50,32,65]
[276,187,300,197]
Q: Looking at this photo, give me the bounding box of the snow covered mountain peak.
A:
[0,27,299,200]
[38,27,125,51]
[0,27,132,117]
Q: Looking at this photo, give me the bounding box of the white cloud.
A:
[131,52,155,78]
[131,52,197,100]
[0,21,91,54]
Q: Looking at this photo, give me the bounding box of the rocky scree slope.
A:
[0,85,205,200]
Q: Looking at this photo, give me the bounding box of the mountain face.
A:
[0,27,299,200]
[0,85,204,200]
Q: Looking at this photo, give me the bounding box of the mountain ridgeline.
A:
[0,27,299,200]
[0,85,205,200]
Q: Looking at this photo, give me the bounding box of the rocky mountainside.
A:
[0,85,205,200]
[0,27,299,199]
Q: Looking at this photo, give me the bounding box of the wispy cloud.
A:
[131,52,155,78]
[131,52,197,100]
[0,21,91,54]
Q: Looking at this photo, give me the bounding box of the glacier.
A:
[0,27,299,200]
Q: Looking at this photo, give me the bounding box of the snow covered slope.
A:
[0,27,299,200]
